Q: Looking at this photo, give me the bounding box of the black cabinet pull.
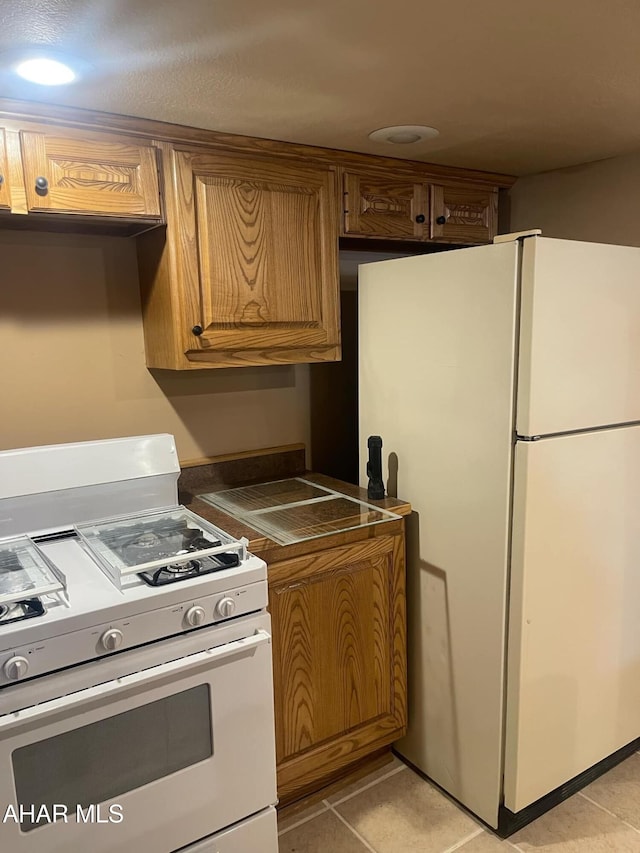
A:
[192,325,204,336]
[35,176,49,196]
[436,215,447,225]
[415,214,426,224]
[0,175,4,186]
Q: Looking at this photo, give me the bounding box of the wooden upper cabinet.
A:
[0,130,10,210]
[172,148,340,367]
[19,130,162,219]
[342,169,499,244]
[430,184,498,244]
[343,170,428,240]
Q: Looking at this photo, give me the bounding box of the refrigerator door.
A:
[359,242,519,827]
[505,425,640,813]
[517,237,640,437]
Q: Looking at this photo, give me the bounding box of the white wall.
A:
[509,149,640,246]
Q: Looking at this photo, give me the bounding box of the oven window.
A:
[12,684,212,832]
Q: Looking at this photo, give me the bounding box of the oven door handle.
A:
[0,630,271,734]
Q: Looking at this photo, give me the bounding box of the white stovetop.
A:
[0,533,266,653]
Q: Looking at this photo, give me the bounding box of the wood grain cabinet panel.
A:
[268,533,407,803]
[172,148,341,367]
[0,130,10,210]
[430,183,498,244]
[19,130,162,219]
[343,170,428,240]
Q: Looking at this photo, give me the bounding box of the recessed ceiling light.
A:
[368,125,440,145]
[15,57,77,86]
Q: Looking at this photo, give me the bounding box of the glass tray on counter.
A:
[199,477,400,546]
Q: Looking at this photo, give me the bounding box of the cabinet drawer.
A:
[20,130,162,219]
[183,807,277,853]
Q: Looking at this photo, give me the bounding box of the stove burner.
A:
[0,598,45,626]
[138,552,240,587]
[163,560,201,574]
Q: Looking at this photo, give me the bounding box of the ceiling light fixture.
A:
[368,125,440,145]
[15,57,77,86]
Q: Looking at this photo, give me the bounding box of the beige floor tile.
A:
[335,767,480,852]
[457,830,512,851]
[278,810,370,853]
[583,754,640,829]
[277,800,328,834]
[325,754,406,804]
[511,793,640,852]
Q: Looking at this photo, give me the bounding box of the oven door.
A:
[0,613,276,853]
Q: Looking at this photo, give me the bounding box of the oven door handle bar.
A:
[0,630,271,733]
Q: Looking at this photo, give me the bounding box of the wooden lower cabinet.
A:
[268,530,407,804]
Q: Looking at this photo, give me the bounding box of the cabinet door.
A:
[0,130,10,210]
[19,130,162,219]
[343,170,427,239]
[269,534,406,802]
[174,149,340,367]
[430,184,497,243]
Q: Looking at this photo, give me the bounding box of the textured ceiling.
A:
[2,0,640,176]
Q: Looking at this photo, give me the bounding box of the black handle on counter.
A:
[366,435,385,501]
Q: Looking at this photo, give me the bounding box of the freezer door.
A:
[505,426,640,813]
[517,237,640,436]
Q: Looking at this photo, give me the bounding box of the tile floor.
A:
[278,752,640,852]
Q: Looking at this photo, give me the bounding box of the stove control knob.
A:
[4,656,29,681]
[100,628,124,652]
[216,597,236,619]
[185,605,206,627]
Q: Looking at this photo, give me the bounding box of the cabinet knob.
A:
[35,176,49,196]
[436,215,447,225]
[192,325,204,336]
[415,214,426,224]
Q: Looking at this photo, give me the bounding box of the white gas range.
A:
[0,434,278,853]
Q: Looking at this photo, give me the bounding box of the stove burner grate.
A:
[138,552,240,587]
[0,598,45,626]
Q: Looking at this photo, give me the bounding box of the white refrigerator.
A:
[358,232,640,831]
